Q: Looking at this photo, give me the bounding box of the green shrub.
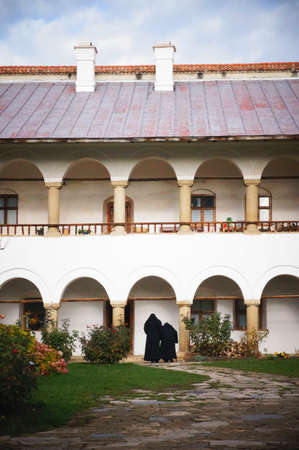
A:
[41,319,79,361]
[81,325,130,364]
[0,324,37,412]
[32,340,69,375]
[184,313,232,357]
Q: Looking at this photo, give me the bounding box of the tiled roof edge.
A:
[0,62,298,75]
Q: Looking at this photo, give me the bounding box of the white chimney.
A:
[153,42,176,91]
[74,42,98,92]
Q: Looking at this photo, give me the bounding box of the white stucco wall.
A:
[134,300,179,356]
[58,301,105,356]
[0,302,20,324]
[263,299,299,354]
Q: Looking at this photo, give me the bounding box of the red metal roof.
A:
[0,62,298,75]
[0,80,298,139]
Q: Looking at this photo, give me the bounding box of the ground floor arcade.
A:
[1,273,299,356]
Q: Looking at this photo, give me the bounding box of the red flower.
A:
[13,348,18,354]
[112,329,116,333]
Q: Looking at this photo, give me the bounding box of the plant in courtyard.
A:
[0,323,69,413]
[0,324,37,412]
[41,319,79,361]
[274,351,290,359]
[184,313,232,357]
[32,340,69,375]
[81,325,130,364]
[240,328,269,358]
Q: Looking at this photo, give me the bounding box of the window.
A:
[23,302,46,331]
[234,299,265,330]
[258,195,271,221]
[0,195,18,224]
[191,195,215,222]
[191,300,215,325]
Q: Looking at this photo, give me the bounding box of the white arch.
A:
[128,156,178,181]
[55,267,113,304]
[62,157,111,181]
[125,265,182,301]
[0,158,46,181]
[254,265,299,300]
[260,155,299,179]
[187,265,251,302]
[192,156,245,181]
[0,268,50,303]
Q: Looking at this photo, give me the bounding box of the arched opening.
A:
[61,159,112,223]
[128,276,178,356]
[261,275,299,353]
[261,158,299,221]
[194,159,244,223]
[60,277,110,356]
[128,158,178,223]
[193,275,257,339]
[0,278,44,331]
[0,160,46,225]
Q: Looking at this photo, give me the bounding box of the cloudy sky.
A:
[0,0,298,66]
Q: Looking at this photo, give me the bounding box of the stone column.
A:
[111,181,128,235]
[244,179,260,234]
[111,303,125,327]
[245,300,260,332]
[178,302,191,354]
[44,303,59,330]
[178,180,193,233]
[45,182,62,236]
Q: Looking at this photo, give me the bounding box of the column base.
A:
[178,226,193,234]
[111,226,127,236]
[46,227,61,237]
[244,226,260,235]
[177,351,193,361]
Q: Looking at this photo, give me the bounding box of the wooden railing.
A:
[258,221,299,232]
[0,221,298,236]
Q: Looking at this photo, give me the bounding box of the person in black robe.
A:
[144,313,162,363]
[161,322,178,362]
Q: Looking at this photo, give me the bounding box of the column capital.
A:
[110,302,126,308]
[177,301,192,307]
[178,179,193,188]
[244,178,260,187]
[44,302,60,310]
[45,182,63,189]
[244,300,260,306]
[111,180,128,188]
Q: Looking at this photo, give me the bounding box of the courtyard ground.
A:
[1,362,299,449]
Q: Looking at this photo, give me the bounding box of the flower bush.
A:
[0,323,68,413]
[274,351,290,359]
[184,313,232,357]
[81,325,130,364]
[0,324,37,412]
[32,340,69,375]
[41,319,79,362]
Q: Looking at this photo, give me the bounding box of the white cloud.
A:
[0,0,298,65]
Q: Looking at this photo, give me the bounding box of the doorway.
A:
[105,301,134,352]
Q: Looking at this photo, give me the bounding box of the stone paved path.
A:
[1,362,299,449]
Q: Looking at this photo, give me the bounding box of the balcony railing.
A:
[1,221,298,236]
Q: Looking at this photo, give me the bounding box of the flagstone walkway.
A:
[1,362,299,449]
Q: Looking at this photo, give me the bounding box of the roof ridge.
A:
[0,62,298,75]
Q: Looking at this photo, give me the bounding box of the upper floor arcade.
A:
[0,140,298,236]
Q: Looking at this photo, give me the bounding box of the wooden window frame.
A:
[191,194,216,222]
[191,299,215,322]
[234,299,265,330]
[0,194,18,225]
[258,194,272,222]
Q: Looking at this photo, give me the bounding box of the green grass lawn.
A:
[1,363,208,436]
[202,358,299,377]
